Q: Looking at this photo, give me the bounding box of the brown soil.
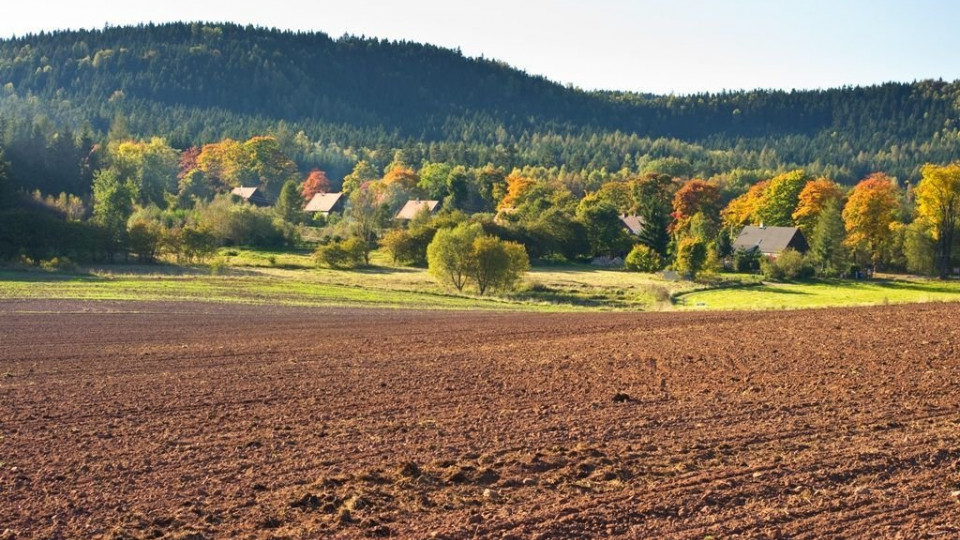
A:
[1,299,958,539]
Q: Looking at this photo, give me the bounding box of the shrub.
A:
[760,248,814,281]
[732,248,761,272]
[427,223,530,294]
[624,244,663,272]
[674,237,708,278]
[39,256,79,273]
[314,237,366,269]
[380,229,417,265]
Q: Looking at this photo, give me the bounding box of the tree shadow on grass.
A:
[868,279,960,295]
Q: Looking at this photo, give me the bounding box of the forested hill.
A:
[1,22,960,184]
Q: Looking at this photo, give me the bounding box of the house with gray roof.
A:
[230,186,271,207]
[732,225,808,257]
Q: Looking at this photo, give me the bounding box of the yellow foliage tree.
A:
[915,162,960,277]
[842,173,901,270]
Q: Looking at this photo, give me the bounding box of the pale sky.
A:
[2,0,958,95]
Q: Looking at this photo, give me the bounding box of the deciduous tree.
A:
[792,177,844,237]
[842,173,901,270]
[301,169,331,200]
[914,162,960,277]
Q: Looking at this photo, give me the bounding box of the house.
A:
[733,225,808,257]
[230,186,271,207]
[619,214,645,236]
[304,192,345,215]
[395,199,440,220]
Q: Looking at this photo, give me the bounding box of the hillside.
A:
[1,22,959,187]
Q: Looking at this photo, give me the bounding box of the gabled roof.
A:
[619,214,645,236]
[395,199,440,220]
[231,186,260,199]
[733,225,807,254]
[304,192,344,213]
[230,186,271,205]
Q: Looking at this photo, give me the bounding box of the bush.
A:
[624,244,663,272]
[732,248,761,272]
[674,237,708,278]
[760,248,815,281]
[427,223,530,294]
[380,229,417,265]
[314,237,366,269]
[39,256,79,273]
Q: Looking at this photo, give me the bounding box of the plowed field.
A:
[1,300,958,539]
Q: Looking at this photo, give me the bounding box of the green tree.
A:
[755,169,809,226]
[92,167,134,255]
[674,237,707,279]
[903,220,937,276]
[341,160,379,195]
[576,195,629,257]
[624,244,663,272]
[0,148,13,208]
[427,223,483,292]
[807,200,848,276]
[275,179,305,224]
[470,235,529,295]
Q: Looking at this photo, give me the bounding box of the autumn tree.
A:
[914,162,960,277]
[671,179,720,235]
[755,169,809,226]
[382,164,419,190]
[842,173,901,270]
[178,146,201,179]
[497,170,536,211]
[722,180,769,228]
[341,160,379,195]
[196,139,248,189]
[301,168,331,201]
[792,177,844,237]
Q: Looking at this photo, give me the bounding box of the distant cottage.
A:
[619,214,645,236]
[230,186,271,207]
[395,199,440,220]
[304,192,345,215]
[733,225,808,257]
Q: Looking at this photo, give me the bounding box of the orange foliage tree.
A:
[842,173,901,269]
[301,168,331,201]
[497,171,536,211]
[792,178,845,237]
[671,179,721,234]
[382,165,419,190]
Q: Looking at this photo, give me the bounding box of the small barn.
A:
[231,186,271,207]
[619,214,645,236]
[304,192,345,215]
[733,225,808,257]
[395,199,440,220]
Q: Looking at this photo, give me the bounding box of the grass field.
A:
[2,248,959,311]
[674,277,960,310]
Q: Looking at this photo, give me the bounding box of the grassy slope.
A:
[1,249,959,312]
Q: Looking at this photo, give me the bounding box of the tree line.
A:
[2,131,958,281]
